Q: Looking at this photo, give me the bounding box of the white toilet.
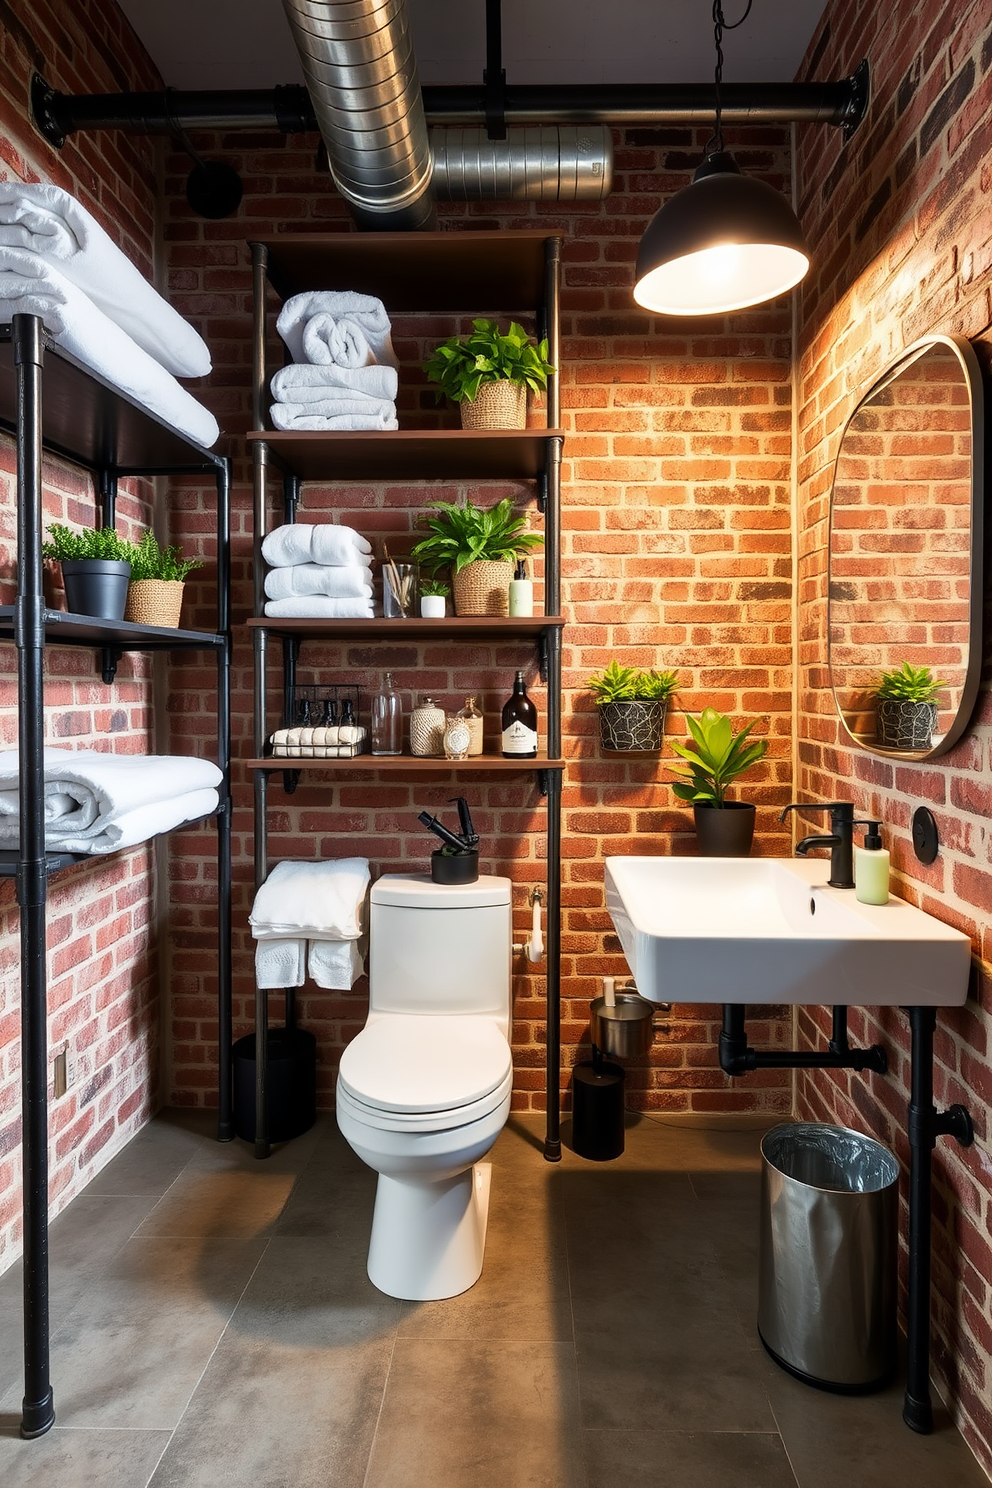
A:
[335,873,513,1301]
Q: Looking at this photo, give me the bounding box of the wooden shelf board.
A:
[246,754,564,773]
[246,615,564,639]
[248,428,564,482]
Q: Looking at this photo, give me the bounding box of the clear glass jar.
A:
[371,672,402,755]
[443,713,472,761]
[458,695,484,756]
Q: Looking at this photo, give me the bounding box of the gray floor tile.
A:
[584,1429,799,1488]
[135,1167,296,1239]
[85,1116,203,1197]
[0,1422,169,1488]
[365,1339,585,1488]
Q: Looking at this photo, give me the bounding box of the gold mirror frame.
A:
[827,334,984,760]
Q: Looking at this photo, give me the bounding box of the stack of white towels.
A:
[0,183,218,449]
[270,290,399,432]
[250,857,370,991]
[261,522,374,619]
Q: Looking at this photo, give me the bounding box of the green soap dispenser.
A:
[854,821,889,905]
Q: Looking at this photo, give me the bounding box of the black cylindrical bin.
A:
[233,1027,317,1144]
[571,1059,625,1161]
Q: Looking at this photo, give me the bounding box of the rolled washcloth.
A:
[270,363,398,404]
[264,563,373,602]
[255,939,306,990]
[0,748,222,853]
[249,857,370,941]
[308,937,365,991]
[276,291,397,369]
[262,523,372,569]
[263,595,374,619]
[269,405,398,433]
[0,184,211,378]
[0,248,219,448]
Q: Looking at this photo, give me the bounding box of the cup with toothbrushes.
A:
[382,555,419,619]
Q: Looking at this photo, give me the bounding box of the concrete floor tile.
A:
[135,1168,295,1240]
[0,1422,169,1488]
[365,1339,585,1488]
[85,1117,202,1198]
[583,1430,798,1488]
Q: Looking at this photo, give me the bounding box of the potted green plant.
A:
[41,523,136,621]
[419,577,450,619]
[410,498,543,616]
[124,531,203,628]
[669,707,767,857]
[423,319,555,430]
[874,662,947,751]
[587,661,679,752]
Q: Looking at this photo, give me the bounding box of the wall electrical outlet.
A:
[53,1048,67,1099]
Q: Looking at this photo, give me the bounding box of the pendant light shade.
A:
[634,151,810,315]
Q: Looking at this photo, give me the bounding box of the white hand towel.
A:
[270,394,396,423]
[0,184,211,378]
[276,291,397,369]
[303,313,373,370]
[249,858,370,940]
[307,938,365,990]
[270,362,398,403]
[261,523,372,569]
[0,786,220,854]
[263,595,374,619]
[263,563,373,602]
[269,408,398,432]
[0,249,219,448]
[0,748,222,834]
[255,938,306,990]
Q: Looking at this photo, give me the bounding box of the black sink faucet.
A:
[779,801,856,888]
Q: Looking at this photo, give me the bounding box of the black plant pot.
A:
[693,801,756,857]
[431,849,479,884]
[875,699,937,752]
[60,559,131,621]
[598,699,667,752]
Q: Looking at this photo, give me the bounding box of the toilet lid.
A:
[338,1015,512,1113]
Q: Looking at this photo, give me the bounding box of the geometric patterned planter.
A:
[598,699,667,752]
[875,699,937,751]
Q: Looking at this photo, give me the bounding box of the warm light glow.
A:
[634,242,809,315]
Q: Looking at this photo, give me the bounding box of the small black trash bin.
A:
[233,1026,317,1144]
[571,1059,625,1161]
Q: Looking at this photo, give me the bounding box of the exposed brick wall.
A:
[0,0,166,1270]
[160,125,797,1123]
[794,0,992,1471]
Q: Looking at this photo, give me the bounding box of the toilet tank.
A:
[369,874,512,1031]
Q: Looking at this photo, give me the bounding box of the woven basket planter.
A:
[452,560,514,616]
[875,698,937,751]
[598,699,667,752]
[125,578,185,628]
[459,381,527,430]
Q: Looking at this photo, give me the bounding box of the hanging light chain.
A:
[707,0,753,156]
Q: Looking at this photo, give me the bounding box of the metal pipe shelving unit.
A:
[247,232,565,1162]
[0,315,232,1439]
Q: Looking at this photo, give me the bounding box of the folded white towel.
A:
[264,563,373,602]
[271,394,396,422]
[0,784,220,854]
[277,291,397,369]
[270,362,399,403]
[0,249,219,448]
[0,748,222,835]
[255,938,306,990]
[0,184,211,378]
[263,596,374,619]
[269,408,398,432]
[307,937,365,990]
[261,523,372,569]
[249,858,370,940]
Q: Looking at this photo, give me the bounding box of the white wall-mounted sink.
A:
[604,856,972,1007]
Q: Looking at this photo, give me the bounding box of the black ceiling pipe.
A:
[32,62,870,150]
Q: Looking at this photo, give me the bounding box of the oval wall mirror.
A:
[827,334,984,760]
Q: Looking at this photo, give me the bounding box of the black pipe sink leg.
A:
[20,1387,55,1438]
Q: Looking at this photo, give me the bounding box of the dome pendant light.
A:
[633,1,810,316]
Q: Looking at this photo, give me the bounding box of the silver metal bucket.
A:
[590,991,655,1060]
[758,1122,898,1390]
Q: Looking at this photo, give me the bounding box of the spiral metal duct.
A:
[431,126,613,202]
[280,0,436,229]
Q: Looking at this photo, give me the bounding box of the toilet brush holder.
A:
[571,1056,625,1161]
[233,1026,316,1144]
[431,849,479,885]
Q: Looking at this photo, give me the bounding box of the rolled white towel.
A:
[304,314,373,369]
[0,183,211,378]
[0,248,219,448]
[255,938,306,990]
[264,563,373,602]
[307,938,365,990]
[250,858,370,940]
[269,409,398,433]
[263,596,374,619]
[261,523,372,569]
[277,291,397,369]
[270,362,398,403]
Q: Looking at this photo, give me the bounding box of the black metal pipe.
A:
[904,1005,936,1434]
[214,457,233,1141]
[719,1004,887,1076]
[13,315,55,1439]
[33,70,869,146]
[543,768,562,1162]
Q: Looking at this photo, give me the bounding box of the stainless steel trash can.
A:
[758,1122,898,1390]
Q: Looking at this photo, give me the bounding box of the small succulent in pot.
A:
[410,497,543,616]
[587,661,679,752]
[420,577,450,619]
[41,523,137,621]
[874,662,947,751]
[125,531,203,628]
[423,319,555,429]
[669,707,768,857]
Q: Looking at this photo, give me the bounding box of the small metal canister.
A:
[590,990,655,1059]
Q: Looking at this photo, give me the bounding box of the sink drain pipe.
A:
[718,1004,886,1076]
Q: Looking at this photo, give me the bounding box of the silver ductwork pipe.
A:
[280,0,436,229]
[431,126,613,202]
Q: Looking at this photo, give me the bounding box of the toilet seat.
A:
[337,1014,512,1127]
[336,1068,513,1133]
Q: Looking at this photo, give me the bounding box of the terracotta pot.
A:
[598,699,667,752]
[452,560,514,616]
[693,801,756,857]
[125,578,185,628]
[459,381,527,429]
